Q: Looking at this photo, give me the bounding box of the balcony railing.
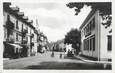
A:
[31,42,34,46]
[22,29,28,37]
[6,20,15,29]
[6,38,14,43]
[30,33,34,38]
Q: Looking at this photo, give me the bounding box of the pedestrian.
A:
[51,44,56,57]
[60,53,62,59]
[51,51,54,57]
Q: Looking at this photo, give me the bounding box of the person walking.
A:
[51,45,55,57]
[60,53,62,59]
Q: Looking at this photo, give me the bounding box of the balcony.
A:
[21,39,27,44]
[6,38,14,43]
[30,33,34,38]
[6,20,14,29]
[22,29,28,37]
[31,42,34,46]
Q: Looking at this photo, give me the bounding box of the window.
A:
[87,39,89,50]
[26,37,28,42]
[88,24,91,35]
[92,18,95,29]
[83,35,95,51]
[90,21,92,31]
[22,24,23,31]
[84,18,95,37]
[84,23,91,37]
[16,33,18,41]
[87,25,89,35]
[84,39,89,51]
[84,28,86,35]
[90,38,92,51]
[107,35,112,51]
[84,40,87,50]
[86,26,88,35]
[86,40,88,50]
[26,27,28,33]
[91,18,95,30]
[7,15,10,21]
[16,20,18,29]
[92,36,95,51]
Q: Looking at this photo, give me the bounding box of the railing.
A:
[30,33,34,38]
[22,29,28,37]
[6,38,14,43]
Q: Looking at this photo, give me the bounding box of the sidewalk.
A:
[74,55,112,69]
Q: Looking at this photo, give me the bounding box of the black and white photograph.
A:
[1,0,113,72]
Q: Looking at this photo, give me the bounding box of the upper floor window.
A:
[7,15,10,21]
[16,33,18,41]
[16,20,18,29]
[21,24,23,32]
[83,17,95,37]
[26,27,28,33]
[90,18,95,30]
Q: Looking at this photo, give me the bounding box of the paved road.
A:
[3,52,108,70]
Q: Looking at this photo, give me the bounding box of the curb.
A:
[75,55,111,64]
[74,55,112,69]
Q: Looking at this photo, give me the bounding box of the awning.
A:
[7,43,22,48]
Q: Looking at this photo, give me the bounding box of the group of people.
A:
[51,45,63,58]
[51,44,74,58]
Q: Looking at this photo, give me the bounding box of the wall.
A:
[100,16,112,61]
[34,33,38,55]
[80,10,100,58]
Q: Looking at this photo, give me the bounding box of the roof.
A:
[79,9,97,30]
[3,2,36,30]
[17,12,24,16]
[10,7,19,11]
[23,16,28,20]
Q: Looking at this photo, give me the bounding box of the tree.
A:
[66,2,112,28]
[64,28,81,54]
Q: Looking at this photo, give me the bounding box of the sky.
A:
[10,1,91,42]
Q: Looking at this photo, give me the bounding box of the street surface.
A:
[3,51,109,70]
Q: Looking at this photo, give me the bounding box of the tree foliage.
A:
[66,2,112,28]
[64,28,81,53]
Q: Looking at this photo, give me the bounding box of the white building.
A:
[3,2,39,58]
[65,44,74,54]
[79,9,112,61]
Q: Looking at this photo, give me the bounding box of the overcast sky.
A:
[11,2,91,42]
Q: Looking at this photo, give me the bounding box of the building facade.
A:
[79,9,112,61]
[3,2,40,58]
[37,33,48,53]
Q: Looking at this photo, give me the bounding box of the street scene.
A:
[3,2,112,70]
[3,52,110,69]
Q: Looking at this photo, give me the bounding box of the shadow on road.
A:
[63,55,81,60]
[24,61,111,70]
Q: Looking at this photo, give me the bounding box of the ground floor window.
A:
[92,36,95,51]
[83,35,95,51]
